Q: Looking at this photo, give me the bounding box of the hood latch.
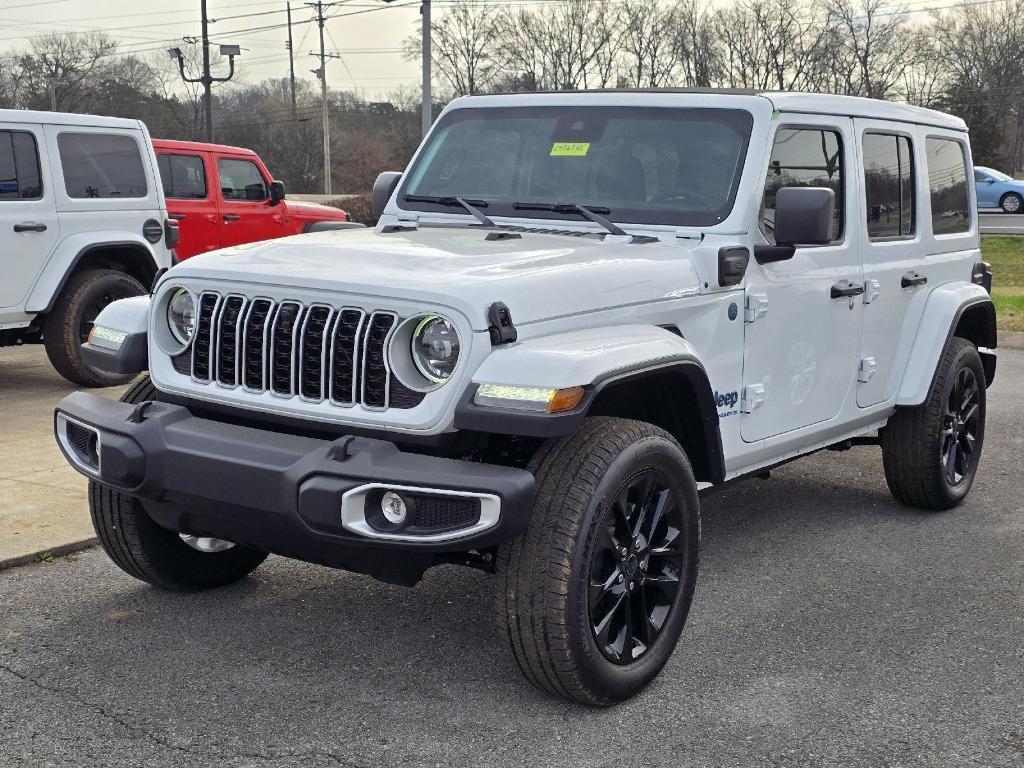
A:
[487,302,517,346]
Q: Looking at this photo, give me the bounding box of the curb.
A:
[0,537,99,573]
[1000,330,1024,350]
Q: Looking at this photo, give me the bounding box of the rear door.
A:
[216,154,284,247]
[741,117,863,443]
[157,150,219,259]
[0,123,59,309]
[854,121,922,407]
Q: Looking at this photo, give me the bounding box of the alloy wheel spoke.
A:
[592,591,625,646]
[589,568,621,605]
[944,438,959,484]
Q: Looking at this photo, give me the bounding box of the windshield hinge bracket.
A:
[744,294,769,323]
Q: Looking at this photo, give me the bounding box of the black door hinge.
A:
[487,302,517,345]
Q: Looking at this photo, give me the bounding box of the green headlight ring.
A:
[411,314,457,384]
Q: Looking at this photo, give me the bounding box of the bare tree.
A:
[822,0,912,99]
[671,0,722,88]
[19,31,118,111]
[404,0,502,96]
[620,0,678,88]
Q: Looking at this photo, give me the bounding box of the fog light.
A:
[381,491,408,525]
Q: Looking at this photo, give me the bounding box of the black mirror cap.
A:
[372,172,403,219]
[773,186,835,246]
[269,180,286,204]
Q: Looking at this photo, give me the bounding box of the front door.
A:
[157,150,219,259]
[741,117,863,443]
[216,155,283,248]
[0,123,59,309]
[973,169,997,208]
[854,121,923,407]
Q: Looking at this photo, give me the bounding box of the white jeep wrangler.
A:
[0,109,175,386]
[54,90,996,706]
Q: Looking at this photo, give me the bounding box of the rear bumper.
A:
[54,392,535,581]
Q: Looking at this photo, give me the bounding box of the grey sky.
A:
[1,0,424,99]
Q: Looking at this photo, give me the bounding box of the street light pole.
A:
[169,2,241,142]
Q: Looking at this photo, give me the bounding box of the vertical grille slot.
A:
[361,312,397,409]
[299,305,333,401]
[270,301,303,396]
[329,309,365,405]
[216,295,246,387]
[191,292,221,381]
[242,299,274,391]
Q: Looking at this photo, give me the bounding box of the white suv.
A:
[54,90,996,705]
[0,109,175,385]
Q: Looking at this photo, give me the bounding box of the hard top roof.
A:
[0,108,144,130]
[451,89,967,131]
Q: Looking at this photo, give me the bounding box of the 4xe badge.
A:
[715,390,739,418]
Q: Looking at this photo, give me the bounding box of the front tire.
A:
[1000,192,1022,213]
[881,337,986,510]
[496,417,700,706]
[89,377,268,590]
[43,268,146,387]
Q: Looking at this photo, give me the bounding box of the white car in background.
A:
[0,109,175,385]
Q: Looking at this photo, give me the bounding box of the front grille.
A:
[182,291,427,411]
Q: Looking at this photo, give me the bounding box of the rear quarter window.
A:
[925,137,970,235]
[0,130,42,200]
[57,132,148,199]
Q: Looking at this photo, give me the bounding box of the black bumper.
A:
[54,392,535,583]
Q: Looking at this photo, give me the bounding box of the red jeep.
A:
[153,139,353,260]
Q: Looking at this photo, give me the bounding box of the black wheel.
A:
[89,377,268,591]
[43,268,146,387]
[496,417,700,706]
[881,337,986,510]
[1000,192,1022,213]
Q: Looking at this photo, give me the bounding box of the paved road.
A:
[980,212,1024,234]
[2,352,1023,767]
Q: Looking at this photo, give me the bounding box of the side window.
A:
[218,158,267,201]
[973,170,988,183]
[158,154,207,199]
[926,137,970,235]
[763,127,844,243]
[57,132,148,199]
[862,133,914,240]
[0,130,43,200]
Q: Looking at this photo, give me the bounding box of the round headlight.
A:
[166,289,196,346]
[411,315,460,383]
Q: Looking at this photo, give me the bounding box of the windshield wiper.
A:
[403,194,494,227]
[512,202,627,237]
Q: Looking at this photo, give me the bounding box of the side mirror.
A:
[756,186,835,264]
[269,179,286,205]
[986,178,996,184]
[372,172,403,219]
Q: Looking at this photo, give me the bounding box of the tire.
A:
[496,417,700,706]
[43,268,146,387]
[881,337,986,511]
[88,376,268,591]
[1000,192,1022,213]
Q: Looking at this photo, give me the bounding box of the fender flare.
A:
[896,282,996,407]
[27,235,163,314]
[454,325,725,483]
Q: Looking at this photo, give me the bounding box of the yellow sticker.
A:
[550,142,590,157]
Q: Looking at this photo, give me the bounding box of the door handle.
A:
[901,270,928,288]
[830,279,865,299]
[14,222,47,233]
[223,215,240,222]
[169,214,187,221]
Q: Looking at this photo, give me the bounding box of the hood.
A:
[285,199,349,219]
[169,226,702,330]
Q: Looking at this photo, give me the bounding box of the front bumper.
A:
[54,392,535,583]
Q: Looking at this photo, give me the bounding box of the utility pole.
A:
[169,1,242,142]
[307,1,335,195]
[420,0,432,137]
[286,2,297,120]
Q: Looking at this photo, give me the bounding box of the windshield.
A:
[399,106,754,228]
[978,166,1012,182]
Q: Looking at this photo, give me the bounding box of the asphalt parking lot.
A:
[1,350,1022,768]
[980,212,1024,234]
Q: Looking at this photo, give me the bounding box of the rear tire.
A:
[43,268,146,387]
[88,376,268,591]
[880,337,986,510]
[1000,192,1022,213]
[496,417,700,706]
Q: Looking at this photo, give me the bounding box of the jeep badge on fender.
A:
[54,90,996,707]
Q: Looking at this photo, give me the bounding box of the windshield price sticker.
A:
[550,142,590,157]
